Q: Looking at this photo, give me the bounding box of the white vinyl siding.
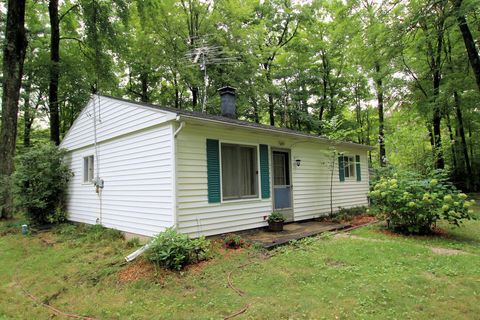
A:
[62,96,176,237]
[291,145,369,221]
[176,126,272,237]
[60,96,176,151]
[62,95,370,238]
[176,123,370,237]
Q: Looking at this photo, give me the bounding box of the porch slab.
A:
[239,220,349,249]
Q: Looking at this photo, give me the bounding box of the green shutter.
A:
[259,144,270,199]
[206,139,221,203]
[356,155,361,181]
[338,155,345,182]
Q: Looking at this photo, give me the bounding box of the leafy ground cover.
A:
[0,197,479,320]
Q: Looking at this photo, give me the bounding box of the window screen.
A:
[83,156,94,183]
[221,144,258,200]
[343,156,356,178]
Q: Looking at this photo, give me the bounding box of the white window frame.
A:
[343,155,356,180]
[83,155,94,184]
[219,141,260,202]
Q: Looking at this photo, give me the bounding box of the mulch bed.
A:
[118,242,248,283]
[375,226,450,239]
[118,259,156,283]
[343,215,377,226]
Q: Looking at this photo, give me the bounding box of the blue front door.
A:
[272,150,293,221]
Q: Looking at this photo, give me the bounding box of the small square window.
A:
[83,156,94,183]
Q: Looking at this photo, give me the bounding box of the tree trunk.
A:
[453,0,480,91]
[265,69,275,126]
[251,97,259,124]
[23,80,32,147]
[140,72,149,102]
[366,107,372,164]
[375,63,386,167]
[49,0,60,145]
[431,17,445,169]
[268,93,275,126]
[173,72,179,108]
[432,96,444,169]
[0,0,28,219]
[192,87,198,108]
[445,110,457,172]
[354,84,363,144]
[454,91,472,190]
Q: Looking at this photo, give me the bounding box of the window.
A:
[343,156,356,179]
[273,152,290,186]
[221,143,258,200]
[83,155,94,183]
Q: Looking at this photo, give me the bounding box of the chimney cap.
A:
[218,86,236,95]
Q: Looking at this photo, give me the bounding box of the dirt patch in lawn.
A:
[334,233,383,242]
[38,233,57,246]
[430,247,469,255]
[324,258,349,268]
[342,215,377,226]
[375,227,450,239]
[118,259,156,283]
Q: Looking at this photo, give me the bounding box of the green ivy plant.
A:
[369,171,475,234]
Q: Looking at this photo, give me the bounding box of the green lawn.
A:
[1,199,479,320]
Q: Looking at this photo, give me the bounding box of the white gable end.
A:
[60,95,177,150]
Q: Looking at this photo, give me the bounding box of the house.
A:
[60,87,372,238]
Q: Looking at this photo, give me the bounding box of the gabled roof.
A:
[101,95,373,150]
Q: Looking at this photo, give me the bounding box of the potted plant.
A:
[267,211,285,232]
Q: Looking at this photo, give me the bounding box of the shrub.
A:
[369,170,475,234]
[337,206,367,220]
[85,224,124,242]
[0,175,12,218]
[126,237,141,248]
[55,223,123,243]
[147,228,211,270]
[267,211,285,223]
[223,234,245,249]
[12,144,73,225]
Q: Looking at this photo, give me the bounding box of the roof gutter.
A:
[176,114,374,150]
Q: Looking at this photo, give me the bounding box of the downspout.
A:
[92,95,104,225]
[174,116,185,137]
[125,116,185,263]
[172,116,185,230]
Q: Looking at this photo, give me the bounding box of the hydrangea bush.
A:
[369,171,475,234]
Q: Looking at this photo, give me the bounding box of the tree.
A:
[0,0,28,219]
[452,0,480,92]
[49,0,61,145]
[357,0,402,167]
[256,0,300,126]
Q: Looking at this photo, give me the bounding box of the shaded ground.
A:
[0,198,479,319]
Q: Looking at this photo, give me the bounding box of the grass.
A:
[1,198,479,320]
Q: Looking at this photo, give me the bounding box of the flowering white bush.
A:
[370,172,475,234]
